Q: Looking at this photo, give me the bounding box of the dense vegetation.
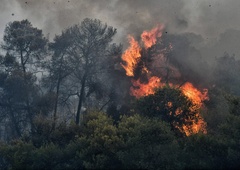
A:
[1,100,240,170]
[0,18,240,169]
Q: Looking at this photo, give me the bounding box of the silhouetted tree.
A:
[49,18,120,125]
[43,29,74,127]
[0,19,48,138]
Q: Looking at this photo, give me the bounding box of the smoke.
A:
[1,0,239,57]
[1,1,240,43]
[1,0,240,93]
[8,0,186,43]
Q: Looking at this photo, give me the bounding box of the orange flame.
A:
[179,82,208,135]
[181,82,209,108]
[141,24,164,48]
[182,114,207,136]
[121,36,141,76]
[130,76,163,98]
[121,24,208,136]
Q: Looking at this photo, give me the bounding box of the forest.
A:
[0,18,240,170]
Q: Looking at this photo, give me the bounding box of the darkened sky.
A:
[1,0,240,57]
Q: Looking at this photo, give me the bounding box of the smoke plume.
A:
[1,0,240,93]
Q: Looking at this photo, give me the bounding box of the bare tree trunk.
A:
[76,74,87,125]
[20,50,34,134]
[20,50,26,74]
[53,54,65,128]
[53,78,61,128]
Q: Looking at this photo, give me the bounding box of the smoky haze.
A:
[0,1,239,35]
[1,0,240,63]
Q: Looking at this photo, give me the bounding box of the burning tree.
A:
[121,24,208,136]
[136,86,206,136]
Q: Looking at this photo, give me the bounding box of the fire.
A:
[182,115,207,136]
[179,82,208,135]
[181,82,209,108]
[130,76,163,98]
[141,24,164,48]
[121,24,209,136]
[121,36,141,76]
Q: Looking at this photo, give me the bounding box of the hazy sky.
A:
[1,0,240,57]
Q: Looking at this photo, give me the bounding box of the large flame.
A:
[121,24,209,136]
[181,82,209,108]
[130,76,163,98]
[121,36,141,76]
[141,24,164,49]
[179,82,208,135]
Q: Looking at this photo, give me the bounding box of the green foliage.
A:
[30,143,64,170]
[182,134,228,169]
[117,114,182,169]
[0,140,35,170]
[203,88,230,132]
[0,111,182,169]
[1,106,240,169]
[216,114,240,168]
[31,116,80,147]
[0,140,74,170]
[77,111,123,169]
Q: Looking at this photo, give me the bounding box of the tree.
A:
[136,86,200,135]
[0,69,39,138]
[2,19,47,75]
[54,18,120,125]
[0,20,48,138]
[182,134,228,169]
[117,114,181,169]
[76,110,123,169]
[213,53,240,95]
[44,29,74,127]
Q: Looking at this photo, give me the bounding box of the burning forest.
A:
[1,1,240,169]
[121,24,209,136]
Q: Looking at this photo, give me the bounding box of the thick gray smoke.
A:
[0,1,239,38]
[1,0,239,44]
[0,0,239,57]
[0,0,186,45]
[1,0,240,91]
